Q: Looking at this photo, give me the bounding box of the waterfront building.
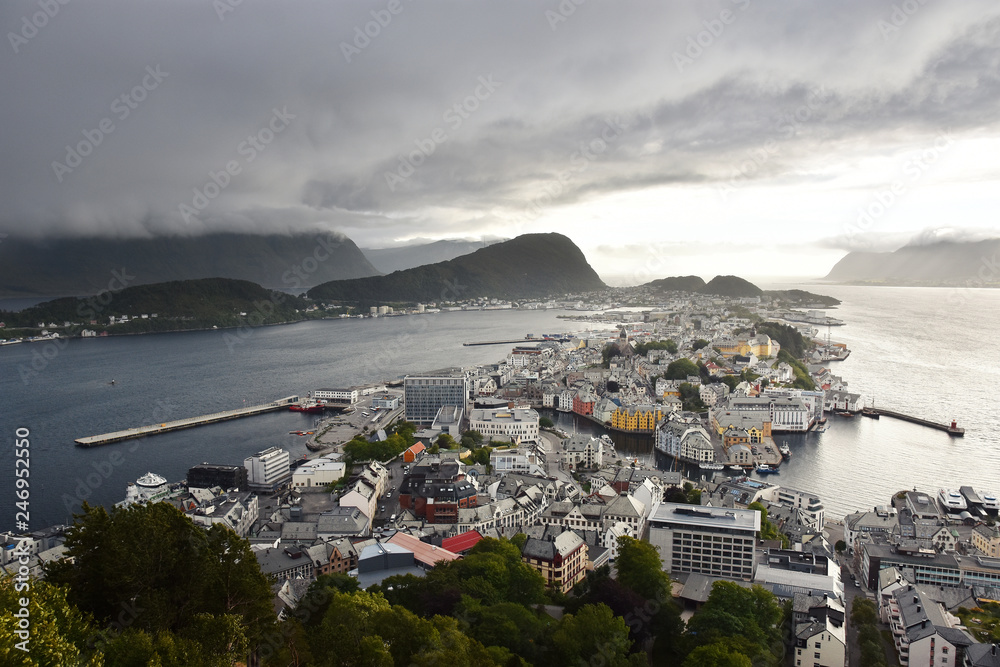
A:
[724,396,813,432]
[187,463,247,491]
[647,503,760,580]
[972,524,1000,558]
[610,404,663,432]
[403,374,469,424]
[572,389,596,416]
[469,407,539,443]
[244,447,291,492]
[563,434,603,469]
[314,388,359,404]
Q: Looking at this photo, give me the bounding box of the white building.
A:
[315,388,358,404]
[187,492,259,537]
[292,455,346,488]
[469,407,540,443]
[244,447,291,491]
[490,448,542,474]
[793,618,846,667]
[339,480,377,528]
[647,503,760,580]
[371,394,399,410]
[563,434,603,469]
[887,585,976,667]
[776,487,825,532]
[557,390,574,412]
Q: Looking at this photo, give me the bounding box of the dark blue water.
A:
[0,311,601,528]
[2,286,998,529]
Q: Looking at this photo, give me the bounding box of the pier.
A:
[860,407,965,436]
[75,396,299,447]
[463,338,531,346]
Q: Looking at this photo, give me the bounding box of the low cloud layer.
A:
[2,1,998,274]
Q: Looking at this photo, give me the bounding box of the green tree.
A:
[664,358,699,380]
[44,502,275,654]
[539,416,554,428]
[850,598,879,627]
[546,604,637,667]
[693,339,710,351]
[835,539,847,553]
[684,582,783,665]
[0,576,102,666]
[682,640,753,667]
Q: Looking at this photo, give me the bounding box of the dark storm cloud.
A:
[1,0,998,244]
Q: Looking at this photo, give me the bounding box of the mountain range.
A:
[308,233,605,303]
[361,238,506,274]
[0,233,380,297]
[825,239,1000,285]
[644,274,839,305]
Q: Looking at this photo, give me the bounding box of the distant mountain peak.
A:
[826,238,1000,285]
[309,232,604,302]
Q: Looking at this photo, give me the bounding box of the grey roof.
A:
[965,644,1000,667]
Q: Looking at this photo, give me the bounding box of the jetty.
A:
[463,338,531,346]
[860,407,965,436]
[75,396,299,447]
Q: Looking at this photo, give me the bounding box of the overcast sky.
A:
[3,0,999,282]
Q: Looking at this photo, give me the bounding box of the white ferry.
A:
[979,491,1000,511]
[938,489,968,512]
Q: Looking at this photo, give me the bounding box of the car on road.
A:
[379,505,385,513]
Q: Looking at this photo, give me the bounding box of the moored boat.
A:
[778,443,791,459]
[938,488,968,512]
[755,464,779,475]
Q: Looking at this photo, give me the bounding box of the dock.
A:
[75,396,300,447]
[463,338,531,346]
[860,407,965,436]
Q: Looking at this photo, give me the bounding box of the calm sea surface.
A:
[2,286,997,529]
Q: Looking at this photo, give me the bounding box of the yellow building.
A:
[715,334,775,358]
[611,404,663,432]
[973,524,1000,558]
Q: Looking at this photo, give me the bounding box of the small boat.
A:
[727,465,744,471]
[837,411,855,418]
[699,463,725,470]
[755,464,779,475]
[778,443,791,459]
[289,402,324,414]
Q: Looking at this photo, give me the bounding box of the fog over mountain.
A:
[2,2,999,278]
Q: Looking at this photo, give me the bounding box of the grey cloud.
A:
[1,0,998,245]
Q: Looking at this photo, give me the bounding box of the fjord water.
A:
[1,286,998,529]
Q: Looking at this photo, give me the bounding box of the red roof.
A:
[441,530,484,554]
[406,442,426,455]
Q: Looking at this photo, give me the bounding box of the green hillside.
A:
[308,233,605,303]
